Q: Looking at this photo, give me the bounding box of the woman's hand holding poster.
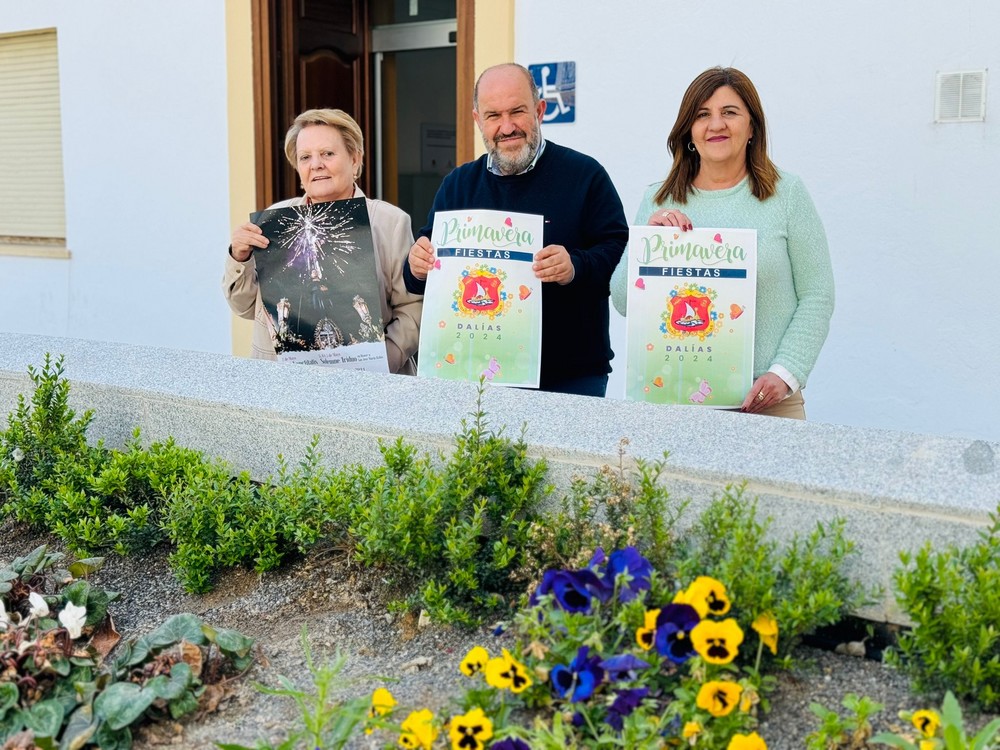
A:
[625,227,756,407]
[417,210,543,387]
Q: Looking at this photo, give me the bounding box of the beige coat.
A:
[223,187,422,374]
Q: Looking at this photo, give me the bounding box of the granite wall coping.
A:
[1,333,997,623]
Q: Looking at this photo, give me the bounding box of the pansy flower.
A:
[460,646,489,677]
[727,731,767,749]
[674,576,730,617]
[599,653,651,682]
[691,617,744,665]
[636,608,660,651]
[483,648,532,693]
[603,547,653,602]
[366,687,396,733]
[448,707,493,750]
[696,680,743,717]
[530,568,611,613]
[490,739,531,750]
[605,687,649,730]
[550,646,605,702]
[912,709,941,737]
[398,708,438,750]
[654,603,701,664]
[683,721,702,740]
[751,613,778,655]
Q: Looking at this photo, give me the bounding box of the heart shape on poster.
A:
[518,285,532,300]
[673,234,679,240]
[505,217,513,227]
[730,304,744,320]
[445,353,455,364]
[434,259,441,269]
[652,376,664,388]
[635,278,646,290]
[713,233,723,243]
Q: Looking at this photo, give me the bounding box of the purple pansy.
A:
[532,568,612,613]
[654,603,701,664]
[605,687,650,730]
[604,547,653,602]
[490,739,531,750]
[550,646,606,702]
[599,653,651,682]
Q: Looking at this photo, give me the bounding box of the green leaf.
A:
[971,718,1000,750]
[148,663,192,701]
[0,683,17,718]
[93,682,156,730]
[213,627,255,659]
[92,721,132,750]
[61,580,91,607]
[67,557,105,578]
[22,698,64,738]
[869,733,917,749]
[59,705,98,750]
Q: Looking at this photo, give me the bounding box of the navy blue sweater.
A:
[404,142,628,386]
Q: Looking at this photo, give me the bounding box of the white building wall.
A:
[0,2,233,354]
[516,1,1000,441]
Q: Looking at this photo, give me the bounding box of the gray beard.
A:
[486,130,540,175]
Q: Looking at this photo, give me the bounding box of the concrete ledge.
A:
[1,333,997,623]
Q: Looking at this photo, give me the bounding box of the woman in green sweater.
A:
[610,67,834,419]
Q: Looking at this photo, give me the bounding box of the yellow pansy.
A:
[483,648,532,693]
[636,608,660,651]
[912,709,941,737]
[751,613,778,655]
[683,721,702,740]
[447,707,494,750]
[727,731,768,749]
[691,618,744,665]
[399,708,438,750]
[696,680,743,717]
[460,646,490,677]
[674,576,731,617]
[365,687,396,733]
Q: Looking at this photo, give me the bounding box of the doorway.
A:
[252,0,463,228]
[372,19,456,237]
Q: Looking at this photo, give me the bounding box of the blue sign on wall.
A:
[529,61,575,124]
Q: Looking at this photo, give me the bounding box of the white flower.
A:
[58,601,88,639]
[0,599,9,631]
[28,591,50,618]
[11,447,24,462]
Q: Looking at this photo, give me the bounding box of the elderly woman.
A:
[224,109,421,374]
[611,67,834,419]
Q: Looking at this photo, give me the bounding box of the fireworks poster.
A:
[251,198,389,373]
[416,209,543,387]
[624,227,757,407]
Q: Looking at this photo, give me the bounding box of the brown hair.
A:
[283,108,364,178]
[654,67,779,205]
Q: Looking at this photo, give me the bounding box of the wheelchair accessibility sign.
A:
[529,62,575,123]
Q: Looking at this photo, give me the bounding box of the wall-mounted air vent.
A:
[935,70,987,122]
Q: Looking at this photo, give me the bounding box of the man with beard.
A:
[403,63,628,396]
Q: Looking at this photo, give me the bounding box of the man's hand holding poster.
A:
[624,227,757,407]
[252,197,389,373]
[417,210,543,387]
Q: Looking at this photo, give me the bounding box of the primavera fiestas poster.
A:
[624,226,756,407]
[252,197,389,373]
[417,209,543,387]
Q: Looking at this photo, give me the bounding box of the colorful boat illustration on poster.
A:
[624,226,757,407]
[417,210,543,387]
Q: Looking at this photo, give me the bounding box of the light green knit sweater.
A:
[610,171,834,387]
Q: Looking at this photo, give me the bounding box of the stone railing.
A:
[1,332,996,623]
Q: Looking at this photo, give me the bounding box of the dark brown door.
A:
[254,0,371,208]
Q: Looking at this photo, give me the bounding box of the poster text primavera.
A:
[624,227,757,407]
[417,210,543,387]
